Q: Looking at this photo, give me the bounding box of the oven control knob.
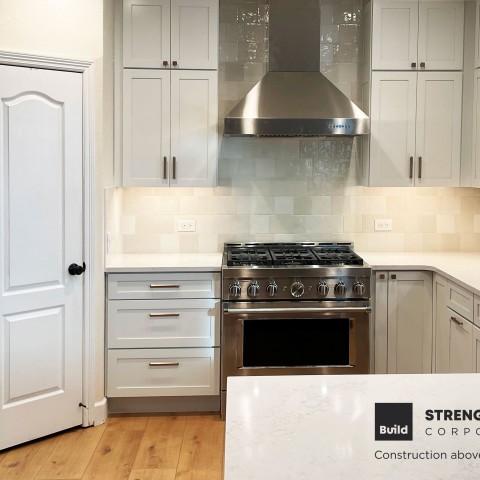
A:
[266,282,278,297]
[317,281,329,297]
[291,281,305,298]
[247,281,260,297]
[353,281,366,296]
[229,282,242,298]
[334,281,347,296]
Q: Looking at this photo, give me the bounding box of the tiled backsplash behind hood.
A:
[106,0,480,254]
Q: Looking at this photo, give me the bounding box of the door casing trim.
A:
[0,50,98,426]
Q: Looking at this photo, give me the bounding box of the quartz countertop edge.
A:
[105,253,223,272]
[359,252,480,296]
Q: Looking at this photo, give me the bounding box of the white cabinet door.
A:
[123,0,171,68]
[473,324,480,372]
[387,271,433,374]
[171,0,218,70]
[372,0,463,71]
[170,70,217,187]
[369,71,461,187]
[123,0,218,69]
[449,308,474,373]
[476,0,480,69]
[372,0,418,70]
[472,69,480,187]
[123,69,170,187]
[415,72,462,186]
[418,1,464,71]
[434,274,449,373]
[370,72,417,187]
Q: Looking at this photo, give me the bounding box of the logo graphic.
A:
[375,403,413,441]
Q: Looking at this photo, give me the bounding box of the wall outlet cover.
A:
[178,219,196,232]
[374,219,393,231]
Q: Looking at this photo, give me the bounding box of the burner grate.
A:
[270,248,319,266]
[227,247,273,266]
[311,247,363,266]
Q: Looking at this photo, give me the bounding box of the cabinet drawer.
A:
[107,273,220,300]
[107,348,219,397]
[107,299,220,348]
[447,281,474,321]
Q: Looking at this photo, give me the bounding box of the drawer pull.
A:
[451,316,463,326]
[149,284,180,289]
[149,362,180,367]
[149,312,180,318]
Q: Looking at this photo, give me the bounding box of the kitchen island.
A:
[224,374,480,480]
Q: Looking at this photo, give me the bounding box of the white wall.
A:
[0,0,111,406]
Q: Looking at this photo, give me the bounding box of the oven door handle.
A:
[223,306,372,314]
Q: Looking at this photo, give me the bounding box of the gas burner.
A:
[270,247,318,266]
[227,247,272,266]
[311,246,364,266]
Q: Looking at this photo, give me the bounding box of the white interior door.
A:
[0,64,84,450]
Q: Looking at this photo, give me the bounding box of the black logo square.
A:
[375,403,413,441]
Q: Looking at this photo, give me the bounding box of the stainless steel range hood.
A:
[223,0,369,137]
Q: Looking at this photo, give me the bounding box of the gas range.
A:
[221,242,371,302]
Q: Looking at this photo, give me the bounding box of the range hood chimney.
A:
[223,0,369,137]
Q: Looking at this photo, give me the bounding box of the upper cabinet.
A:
[372,0,464,71]
[369,71,462,186]
[123,0,219,70]
[476,0,480,68]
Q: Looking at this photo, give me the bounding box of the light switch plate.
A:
[374,219,393,231]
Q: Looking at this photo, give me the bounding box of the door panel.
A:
[0,65,83,450]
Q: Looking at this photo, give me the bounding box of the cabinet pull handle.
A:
[409,156,414,179]
[418,156,422,179]
[172,156,176,179]
[163,156,167,179]
[172,60,178,67]
[150,284,180,289]
[149,312,180,317]
[451,316,464,326]
[379,274,385,280]
[163,60,169,67]
[391,274,396,280]
[411,62,416,68]
[149,362,180,367]
[420,61,425,69]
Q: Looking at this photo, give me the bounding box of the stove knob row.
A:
[353,281,366,296]
[266,281,278,297]
[334,281,347,296]
[229,282,242,297]
[247,281,260,297]
[291,281,305,298]
[317,281,329,297]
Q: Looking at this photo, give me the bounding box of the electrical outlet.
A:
[177,219,196,232]
[374,219,393,231]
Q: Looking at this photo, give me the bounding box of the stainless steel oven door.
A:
[221,300,371,392]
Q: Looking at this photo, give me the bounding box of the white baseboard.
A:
[93,397,108,425]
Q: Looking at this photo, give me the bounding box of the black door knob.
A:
[69,262,86,275]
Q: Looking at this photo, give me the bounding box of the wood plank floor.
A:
[0,414,225,480]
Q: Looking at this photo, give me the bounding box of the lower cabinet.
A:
[434,273,476,373]
[106,272,220,397]
[374,271,433,374]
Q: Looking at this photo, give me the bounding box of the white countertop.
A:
[360,252,480,295]
[105,253,222,272]
[225,374,480,480]
[105,252,480,295]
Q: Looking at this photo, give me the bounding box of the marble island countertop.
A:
[224,374,480,480]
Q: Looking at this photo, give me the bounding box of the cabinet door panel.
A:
[476,0,480,69]
[170,70,217,187]
[387,271,433,374]
[124,0,171,68]
[370,72,417,187]
[449,308,474,373]
[415,72,461,186]
[434,274,449,373]
[372,0,418,70]
[472,70,480,187]
[418,1,464,70]
[123,70,170,186]
[473,324,480,372]
[171,0,218,70]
